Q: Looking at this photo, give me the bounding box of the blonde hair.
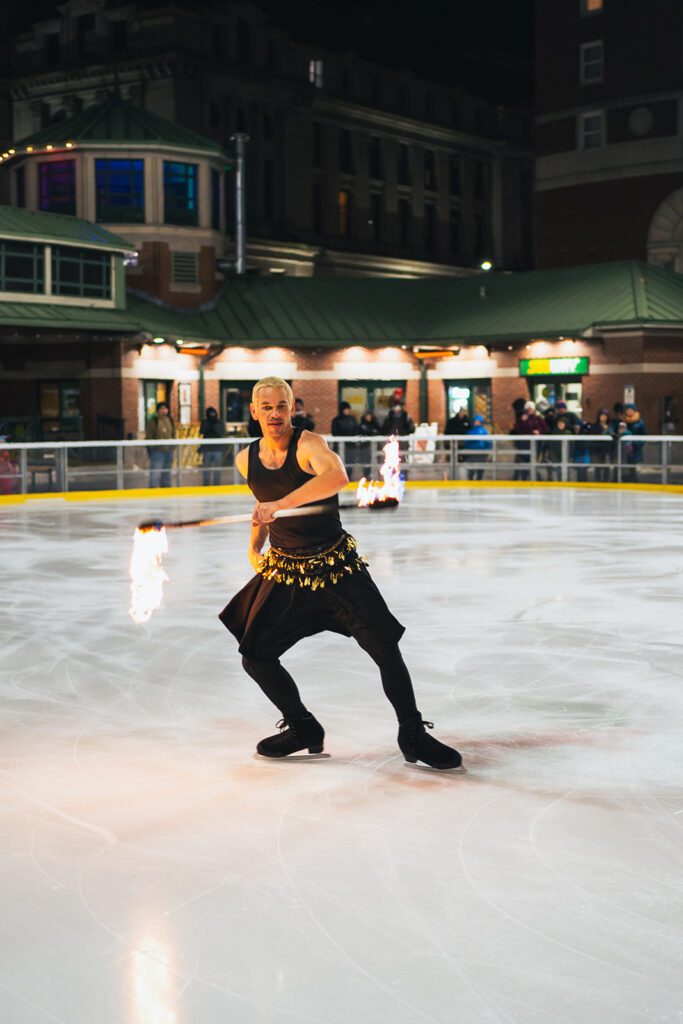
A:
[252,376,294,405]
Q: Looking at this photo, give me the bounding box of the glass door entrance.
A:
[529,378,583,417]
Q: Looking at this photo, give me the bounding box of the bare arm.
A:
[248,522,269,572]
[252,432,348,524]
[234,446,268,569]
[235,445,250,480]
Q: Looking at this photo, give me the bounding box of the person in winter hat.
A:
[463,415,492,480]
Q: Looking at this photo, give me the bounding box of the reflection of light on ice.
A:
[356,435,405,507]
[129,527,168,623]
[132,938,176,1024]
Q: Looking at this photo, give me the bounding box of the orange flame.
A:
[356,436,405,507]
[129,527,169,624]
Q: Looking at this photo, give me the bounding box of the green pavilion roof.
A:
[132,261,683,346]
[1,260,683,342]
[9,95,224,157]
[0,205,134,253]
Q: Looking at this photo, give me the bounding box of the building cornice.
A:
[311,95,521,155]
[535,135,683,192]
[535,89,683,125]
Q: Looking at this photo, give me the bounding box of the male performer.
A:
[219,376,461,770]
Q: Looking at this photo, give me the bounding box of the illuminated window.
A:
[579,110,604,149]
[95,158,144,223]
[580,40,604,84]
[38,160,76,215]
[309,59,324,88]
[424,150,437,191]
[581,0,603,14]
[163,161,198,226]
[338,189,351,237]
[211,168,221,231]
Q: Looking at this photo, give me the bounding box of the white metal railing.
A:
[1,434,682,495]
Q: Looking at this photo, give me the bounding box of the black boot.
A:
[256,715,325,758]
[398,715,462,770]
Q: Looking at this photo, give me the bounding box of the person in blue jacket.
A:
[463,414,492,480]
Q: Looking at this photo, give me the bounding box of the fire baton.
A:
[138,504,336,533]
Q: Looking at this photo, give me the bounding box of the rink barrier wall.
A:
[2,434,683,501]
[2,480,683,506]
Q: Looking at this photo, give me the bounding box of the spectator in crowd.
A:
[550,399,582,431]
[462,415,491,480]
[614,420,634,480]
[444,407,470,435]
[199,406,226,486]
[571,422,592,482]
[292,397,315,432]
[331,402,358,437]
[523,400,550,434]
[382,399,415,436]
[510,404,547,480]
[546,415,571,480]
[358,410,381,480]
[0,449,20,495]
[145,401,175,488]
[591,409,614,482]
[623,404,648,481]
[612,402,625,432]
[331,401,359,478]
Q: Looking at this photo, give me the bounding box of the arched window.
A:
[648,187,683,274]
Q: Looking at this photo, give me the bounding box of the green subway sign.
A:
[519,356,590,377]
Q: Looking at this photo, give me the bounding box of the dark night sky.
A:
[262,0,535,103]
[7,0,535,104]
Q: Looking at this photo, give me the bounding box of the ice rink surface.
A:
[1,486,682,1024]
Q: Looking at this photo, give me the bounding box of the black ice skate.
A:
[256,715,325,758]
[398,715,462,770]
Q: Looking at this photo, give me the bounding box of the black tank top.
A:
[247,428,343,550]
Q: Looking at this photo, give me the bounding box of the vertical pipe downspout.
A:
[419,360,428,423]
[230,133,249,275]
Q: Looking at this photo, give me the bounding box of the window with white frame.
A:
[579,110,604,149]
[309,59,324,88]
[580,40,603,84]
[581,0,603,14]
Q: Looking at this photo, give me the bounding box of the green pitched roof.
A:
[129,261,683,346]
[0,205,134,252]
[0,299,147,332]
[11,96,224,156]
[2,260,683,342]
[418,261,683,342]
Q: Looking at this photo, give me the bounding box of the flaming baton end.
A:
[356,435,405,510]
[137,519,164,533]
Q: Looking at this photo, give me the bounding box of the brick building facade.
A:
[534,0,683,272]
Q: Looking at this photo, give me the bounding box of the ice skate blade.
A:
[404,761,466,775]
[254,751,331,762]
